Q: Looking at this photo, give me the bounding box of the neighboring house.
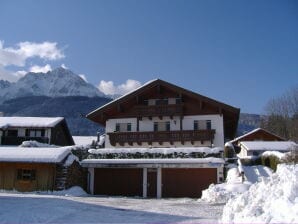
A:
[230,128,285,147]
[0,117,74,146]
[0,147,86,192]
[83,79,240,198]
[238,141,297,158]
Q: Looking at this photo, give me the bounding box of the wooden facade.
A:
[0,160,87,192]
[0,162,56,192]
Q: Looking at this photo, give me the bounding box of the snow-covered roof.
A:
[72,136,97,146]
[0,117,64,128]
[82,157,225,165]
[88,146,222,155]
[0,147,71,163]
[230,128,284,143]
[240,141,297,151]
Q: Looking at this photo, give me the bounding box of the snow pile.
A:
[50,186,87,197]
[222,164,298,224]
[19,140,58,148]
[200,167,251,203]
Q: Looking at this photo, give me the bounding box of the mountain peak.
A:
[0,67,104,102]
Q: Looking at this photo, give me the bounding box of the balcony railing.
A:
[135,104,183,118]
[1,136,50,145]
[108,129,215,146]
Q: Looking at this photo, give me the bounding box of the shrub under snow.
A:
[221,164,298,224]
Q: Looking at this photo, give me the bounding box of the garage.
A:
[162,168,217,198]
[94,168,143,196]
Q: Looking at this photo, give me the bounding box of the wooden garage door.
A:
[162,168,217,198]
[94,168,142,196]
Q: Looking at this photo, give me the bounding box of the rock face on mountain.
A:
[0,67,104,103]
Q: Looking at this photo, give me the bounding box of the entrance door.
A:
[147,168,157,197]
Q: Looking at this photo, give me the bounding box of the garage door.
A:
[162,168,217,198]
[94,168,143,196]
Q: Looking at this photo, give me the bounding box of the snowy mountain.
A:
[0,67,104,102]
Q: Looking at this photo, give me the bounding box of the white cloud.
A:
[0,40,64,81]
[98,79,142,95]
[79,74,88,83]
[29,64,52,73]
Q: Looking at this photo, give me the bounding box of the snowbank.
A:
[0,186,87,197]
[200,165,273,204]
[200,167,251,203]
[222,164,298,223]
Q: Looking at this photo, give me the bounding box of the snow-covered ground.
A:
[0,188,224,223]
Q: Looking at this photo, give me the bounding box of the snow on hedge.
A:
[222,164,298,224]
[89,146,222,155]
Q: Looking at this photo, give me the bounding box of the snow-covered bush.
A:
[222,164,298,224]
[19,140,58,148]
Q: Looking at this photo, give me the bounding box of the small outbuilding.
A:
[238,141,297,158]
[0,147,86,192]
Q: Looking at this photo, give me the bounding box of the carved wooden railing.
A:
[108,129,215,146]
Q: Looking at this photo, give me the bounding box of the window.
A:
[6,130,18,137]
[17,169,36,181]
[194,120,212,130]
[206,120,211,130]
[194,120,198,130]
[156,98,168,105]
[25,129,45,137]
[154,121,170,131]
[115,123,132,132]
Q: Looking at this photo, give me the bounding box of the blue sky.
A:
[0,0,297,114]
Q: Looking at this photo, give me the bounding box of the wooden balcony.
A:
[135,104,183,118]
[1,136,49,145]
[108,129,215,146]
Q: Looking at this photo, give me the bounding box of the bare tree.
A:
[261,85,298,142]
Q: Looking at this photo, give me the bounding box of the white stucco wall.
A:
[105,115,224,148]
